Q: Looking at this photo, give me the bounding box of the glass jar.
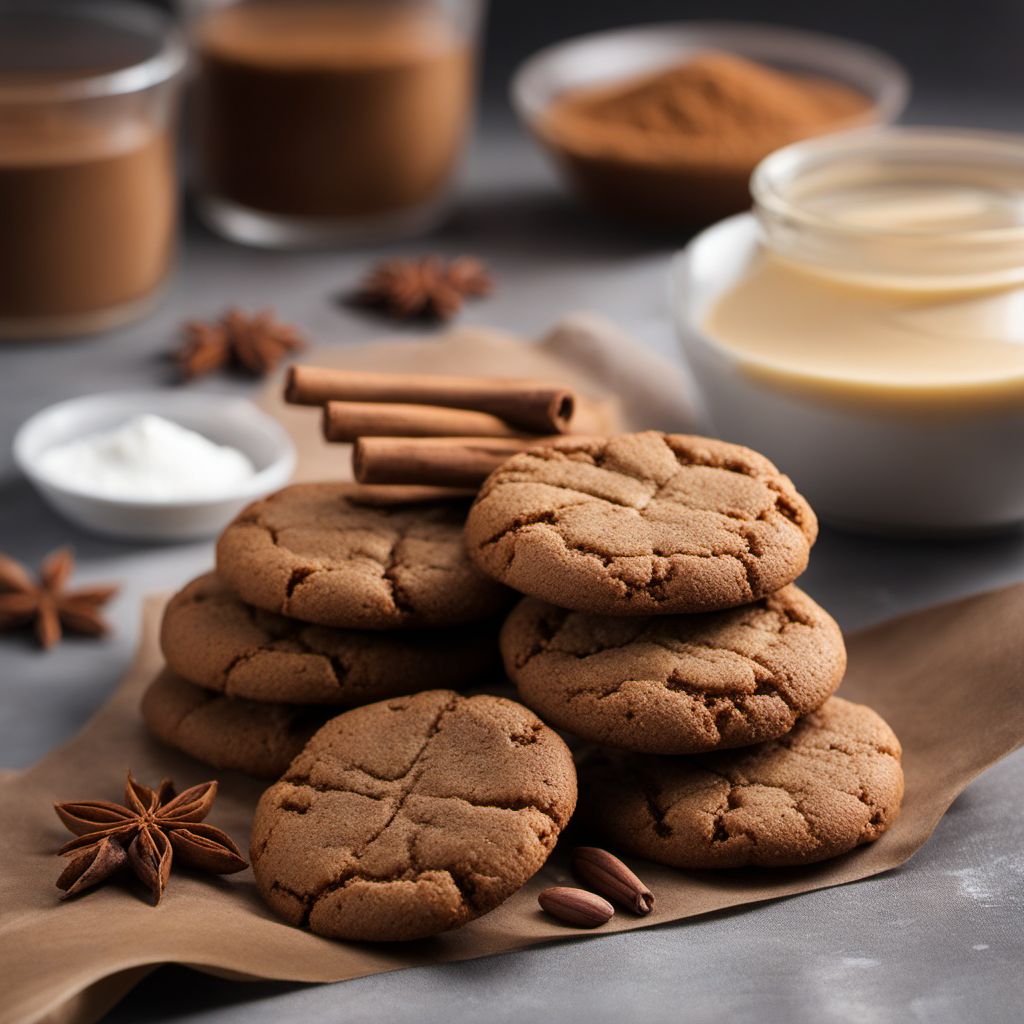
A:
[181,0,485,247]
[674,127,1024,534]
[0,0,184,340]
[752,127,1024,290]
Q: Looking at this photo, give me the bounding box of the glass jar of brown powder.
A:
[183,0,484,247]
[0,1,184,340]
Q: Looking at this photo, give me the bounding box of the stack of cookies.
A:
[142,482,583,944]
[141,425,904,944]
[466,431,905,870]
[142,483,514,779]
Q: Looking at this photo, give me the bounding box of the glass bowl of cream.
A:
[13,391,295,540]
[672,127,1024,535]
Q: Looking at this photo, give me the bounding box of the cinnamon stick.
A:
[286,366,576,434]
[353,436,564,489]
[323,401,522,443]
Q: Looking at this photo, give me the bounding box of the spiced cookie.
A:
[501,585,845,755]
[217,484,511,630]
[465,432,816,615]
[251,689,577,942]
[141,670,333,779]
[161,573,498,705]
[581,697,903,868]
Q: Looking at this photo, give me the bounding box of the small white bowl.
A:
[13,391,295,541]
[671,214,1024,535]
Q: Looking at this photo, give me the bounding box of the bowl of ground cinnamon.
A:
[512,22,908,229]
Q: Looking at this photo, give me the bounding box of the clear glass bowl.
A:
[511,21,909,227]
[0,0,185,339]
[181,0,486,248]
[753,126,1024,289]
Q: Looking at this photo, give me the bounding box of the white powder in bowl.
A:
[37,413,256,501]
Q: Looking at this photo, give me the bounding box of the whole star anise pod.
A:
[55,774,247,904]
[175,307,307,379]
[0,548,117,650]
[353,254,494,321]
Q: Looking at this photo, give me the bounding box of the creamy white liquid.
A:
[704,253,1024,396]
[39,414,255,500]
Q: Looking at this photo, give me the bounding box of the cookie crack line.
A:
[225,492,509,631]
[495,433,809,528]
[707,780,829,850]
[565,669,792,718]
[283,796,555,925]
[516,589,811,667]
[521,527,770,601]
[381,535,416,617]
[479,503,591,549]
[267,695,570,930]
[436,793,563,831]
[512,595,806,666]
[283,863,493,924]
[653,758,886,836]
[281,748,565,832]
[640,775,673,839]
[286,695,459,928]
[220,649,262,693]
[236,598,360,665]
[158,682,220,735]
[519,625,810,723]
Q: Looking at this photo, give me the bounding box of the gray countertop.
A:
[2,123,1023,1023]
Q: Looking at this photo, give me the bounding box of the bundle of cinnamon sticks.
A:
[285,365,582,491]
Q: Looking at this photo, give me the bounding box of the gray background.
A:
[2,1,1024,1022]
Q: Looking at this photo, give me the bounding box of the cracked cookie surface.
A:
[580,696,903,868]
[502,586,845,755]
[216,483,511,629]
[250,689,577,942]
[465,432,817,615]
[141,670,333,778]
[161,573,499,705]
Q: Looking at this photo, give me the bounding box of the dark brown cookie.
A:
[581,696,903,868]
[501,585,845,754]
[141,670,333,779]
[465,432,817,615]
[251,689,577,942]
[216,483,511,629]
[161,573,499,705]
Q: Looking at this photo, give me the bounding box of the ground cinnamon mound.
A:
[537,52,873,227]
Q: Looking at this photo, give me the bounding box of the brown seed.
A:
[538,886,614,928]
[573,847,654,915]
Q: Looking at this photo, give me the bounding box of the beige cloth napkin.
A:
[1,321,1022,1024]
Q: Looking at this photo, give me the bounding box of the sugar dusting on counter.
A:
[38,413,255,501]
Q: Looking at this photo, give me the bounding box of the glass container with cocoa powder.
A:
[0,1,184,340]
[182,0,483,247]
[513,23,907,229]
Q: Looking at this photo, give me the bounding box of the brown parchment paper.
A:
[3,586,1024,1024]
[2,321,1023,1024]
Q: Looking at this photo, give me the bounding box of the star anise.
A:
[353,255,494,321]
[175,308,307,379]
[0,548,117,650]
[54,774,247,904]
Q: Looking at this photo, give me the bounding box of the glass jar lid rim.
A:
[0,0,186,102]
[751,125,1024,245]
